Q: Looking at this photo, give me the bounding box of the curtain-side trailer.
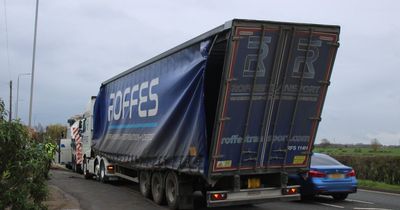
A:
[81,19,340,209]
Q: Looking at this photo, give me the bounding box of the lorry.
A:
[67,98,96,173]
[55,120,73,167]
[55,138,72,167]
[78,19,340,209]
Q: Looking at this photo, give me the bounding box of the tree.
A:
[371,138,382,152]
[46,124,67,145]
[320,138,331,148]
[0,98,5,121]
[34,123,45,133]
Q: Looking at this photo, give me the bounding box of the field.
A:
[313,146,400,156]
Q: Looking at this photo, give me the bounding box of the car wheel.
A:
[332,193,348,201]
[151,172,165,204]
[300,194,315,201]
[139,171,152,198]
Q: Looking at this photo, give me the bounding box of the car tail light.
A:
[210,193,227,201]
[346,169,356,177]
[308,170,326,178]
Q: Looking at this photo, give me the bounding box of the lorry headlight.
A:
[107,165,114,173]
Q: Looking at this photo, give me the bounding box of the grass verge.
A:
[358,179,400,193]
[314,147,400,157]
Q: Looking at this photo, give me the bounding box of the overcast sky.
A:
[1,0,399,145]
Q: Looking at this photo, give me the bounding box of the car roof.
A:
[311,152,346,167]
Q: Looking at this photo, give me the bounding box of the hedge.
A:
[333,155,400,185]
[0,99,55,210]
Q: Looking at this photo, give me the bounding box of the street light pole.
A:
[15,73,31,119]
[9,80,12,122]
[28,0,39,128]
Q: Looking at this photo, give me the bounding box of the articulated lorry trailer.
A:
[80,19,340,209]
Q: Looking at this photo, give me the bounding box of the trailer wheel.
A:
[151,172,165,204]
[139,171,152,198]
[100,162,107,183]
[165,171,179,210]
[165,171,193,210]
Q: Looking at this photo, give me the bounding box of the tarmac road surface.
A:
[48,169,400,210]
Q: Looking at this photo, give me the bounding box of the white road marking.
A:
[346,198,374,204]
[359,189,400,197]
[353,208,393,210]
[315,202,345,208]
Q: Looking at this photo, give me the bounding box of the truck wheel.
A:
[165,171,179,210]
[83,158,91,179]
[72,156,76,172]
[151,172,165,204]
[76,164,83,174]
[139,171,152,198]
[100,162,107,183]
[94,161,100,181]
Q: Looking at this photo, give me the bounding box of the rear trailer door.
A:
[210,21,339,174]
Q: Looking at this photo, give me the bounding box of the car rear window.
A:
[311,154,342,166]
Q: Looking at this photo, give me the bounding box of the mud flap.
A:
[177,178,194,210]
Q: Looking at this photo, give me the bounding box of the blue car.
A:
[289,153,357,200]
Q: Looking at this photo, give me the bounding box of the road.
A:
[48,169,400,210]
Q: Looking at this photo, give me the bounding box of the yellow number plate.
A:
[248,178,261,189]
[328,173,345,179]
[293,155,306,164]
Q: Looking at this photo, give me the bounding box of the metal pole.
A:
[9,80,12,122]
[28,0,39,128]
[15,73,31,119]
[15,76,19,119]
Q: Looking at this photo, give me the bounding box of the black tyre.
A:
[139,171,152,198]
[99,162,107,183]
[151,172,166,204]
[65,163,72,170]
[165,171,179,210]
[94,161,100,181]
[332,193,348,201]
[300,193,315,201]
[83,158,91,179]
[72,156,76,172]
[76,164,83,174]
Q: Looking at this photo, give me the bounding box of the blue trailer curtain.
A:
[92,40,211,175]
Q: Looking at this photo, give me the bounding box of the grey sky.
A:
[0,0,399,145]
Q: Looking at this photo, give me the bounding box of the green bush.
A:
[0,99,54,209]
[333,155,400,185]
